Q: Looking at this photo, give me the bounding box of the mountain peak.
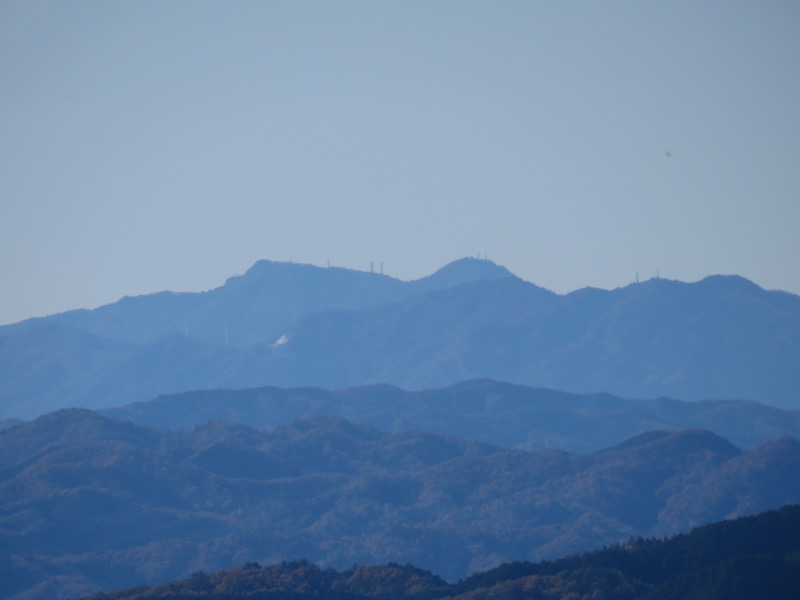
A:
[413,257,516,291]
[696,273,764,294]
[228,259,327,285]
[599,429,743,460]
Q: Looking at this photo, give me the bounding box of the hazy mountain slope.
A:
[104,380,800,453]
[2,258,799,417]
[3,411,800,599]
[0,322,132,417]
[269,274,800,404]
[0,325,274,418]
[269,277,558,389]
[75,505,800,600]
[0,258,522,418]
[13,258,514,347]
[544,275,800,403]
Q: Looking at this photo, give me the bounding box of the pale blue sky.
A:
[1,1,799,325]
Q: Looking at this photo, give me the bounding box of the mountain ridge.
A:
[1,257,799,418]
[74,504,800,600]
[3,409,800,599]
[11,257,516,347]
[101,380,800,454]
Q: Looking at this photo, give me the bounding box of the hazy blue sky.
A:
[2,1,799,325]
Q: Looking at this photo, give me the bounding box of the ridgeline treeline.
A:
[80,504,800,599]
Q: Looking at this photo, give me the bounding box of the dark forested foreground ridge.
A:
[79,505,800,600]
[104,379,800,453]
[2,257,800,418]
[3,410,800,599]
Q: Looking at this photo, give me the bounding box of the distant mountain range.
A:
[1,257,799,418]
[103,380,800,454]
[2,410,800,599]
[77,504,800,600]
[6,258,516,347]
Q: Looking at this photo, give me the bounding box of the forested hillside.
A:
[3,410,800,599]
[105,379,800,453]
[78,505,800,599]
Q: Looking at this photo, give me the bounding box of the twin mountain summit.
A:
[2,257,800,599]
[2,256,799,420]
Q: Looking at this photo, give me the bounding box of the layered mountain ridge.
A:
[1,257,799,418]
[78,504,800,600]
[103,379,800,454]
[3,409,800,599]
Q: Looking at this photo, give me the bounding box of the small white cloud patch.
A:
[271,334,289,348]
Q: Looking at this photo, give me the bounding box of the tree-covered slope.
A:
[77,505,800,600]
[3,411,800,599]
[105,379,800,453]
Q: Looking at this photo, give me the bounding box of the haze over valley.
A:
[1,257,800,599]
[3,2,799,598]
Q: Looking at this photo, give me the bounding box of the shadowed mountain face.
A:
[1,258,799,418]
[103,380,800,454]
[2,410,800,599]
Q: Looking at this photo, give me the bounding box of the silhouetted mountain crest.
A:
[101,381,800,454]
[411,257,516,290]
[735,435,800,466]
[669,429,745,455]
[2,259,800,417]
[595,430,673,454]
[1,408,159,454]
[4,257,518,349]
